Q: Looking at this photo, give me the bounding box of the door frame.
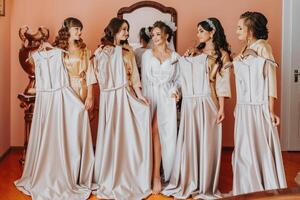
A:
[281,0,296,151]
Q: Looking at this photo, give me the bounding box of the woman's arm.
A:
[216,52,232,124]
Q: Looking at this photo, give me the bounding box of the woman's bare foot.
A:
[152,176,162,195]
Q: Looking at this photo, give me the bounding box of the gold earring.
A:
[246,37,251,46]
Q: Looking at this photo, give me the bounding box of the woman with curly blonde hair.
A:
[53,17,97,110]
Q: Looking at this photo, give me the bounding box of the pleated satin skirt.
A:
[163,96,222,199]
[15,88,95,200]
[232,104,287,195]
[93,87,152,200]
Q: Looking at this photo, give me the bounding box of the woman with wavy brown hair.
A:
[53,17,97,110]
[92,17,152,200]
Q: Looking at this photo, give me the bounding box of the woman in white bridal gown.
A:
[141,20,180,194]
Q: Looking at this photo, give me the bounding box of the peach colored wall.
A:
[10,0,282,147]
[0,0,11,156]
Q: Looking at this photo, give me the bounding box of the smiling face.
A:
[236,18,251,41]
[115,22,129,44]
[197,24,213,43]
[151,27,168,47]
[68,26,82,41]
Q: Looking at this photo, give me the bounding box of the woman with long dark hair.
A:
[232,11,286,195]
[93,17,152,200]
[163,18,231,199]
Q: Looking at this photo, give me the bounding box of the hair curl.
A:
[240,11,269,40]
[101,17,129,46]
[53,17,86,50]
[197,17,232,71]
[152,21,173,42]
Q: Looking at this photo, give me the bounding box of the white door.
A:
[281,0,300,151]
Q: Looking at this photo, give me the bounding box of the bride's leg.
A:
[152,112,162,194]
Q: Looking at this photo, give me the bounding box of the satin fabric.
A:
[141,49,180,182]
[249,39,277,98]
[163,54,222,199]
[64,48,97,102]
[93,46,152,200]
[15,48,95,200]
[232,55,287,195]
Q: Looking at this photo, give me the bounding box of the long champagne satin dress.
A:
[15,48,95,200]
[163,54,231,199]
[93,46,152,200]
[232,40,287,195]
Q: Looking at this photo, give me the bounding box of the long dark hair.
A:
[197,17,231,71]
[240,11,269,40]
[101,17,129,46]
[53,17,86,50]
